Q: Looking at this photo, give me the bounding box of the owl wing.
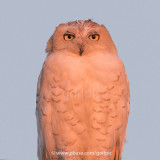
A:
[110,65,130,160]
[36,61,58,160]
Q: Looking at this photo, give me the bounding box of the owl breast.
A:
[44,52,127,154]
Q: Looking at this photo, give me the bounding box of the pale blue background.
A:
[0,0,160,159]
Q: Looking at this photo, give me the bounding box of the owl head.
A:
[46,19,117,56]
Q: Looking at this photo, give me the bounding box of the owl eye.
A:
[63,34,75,41]
[89,34,100,41]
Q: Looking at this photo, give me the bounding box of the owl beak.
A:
[77,39,84,55]
[79,47,84,56]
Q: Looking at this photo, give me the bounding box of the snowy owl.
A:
[36,19,130,160]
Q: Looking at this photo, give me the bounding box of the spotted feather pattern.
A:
[36,52,130,160]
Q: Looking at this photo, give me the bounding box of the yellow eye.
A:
[89,34,100,41]
[63,34,75,41]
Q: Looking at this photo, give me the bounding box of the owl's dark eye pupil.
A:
[92,35,96,39]
[68,35,71,39]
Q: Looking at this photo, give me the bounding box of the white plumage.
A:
[36,19,130,160]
